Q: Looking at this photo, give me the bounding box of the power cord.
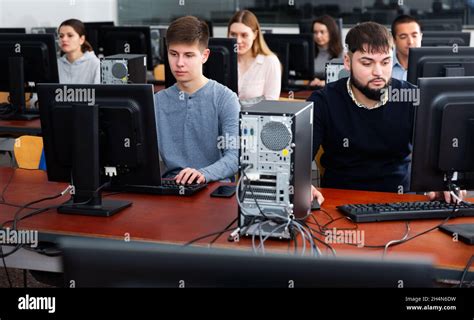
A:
[459,255,474,288]
[0,157,16,203]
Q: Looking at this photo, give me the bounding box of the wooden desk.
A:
[1,168,473,278]
[281,90,314,100]
[0,119,42,136]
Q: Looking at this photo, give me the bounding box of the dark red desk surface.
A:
[280,90,314,100]
[0,119,42,136]
[0,168,473,271]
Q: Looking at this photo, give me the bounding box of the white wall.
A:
[0,0,117,31]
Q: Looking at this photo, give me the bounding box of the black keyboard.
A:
[158,179,207,195]
[337,201,474,223]
[118,179,207,196]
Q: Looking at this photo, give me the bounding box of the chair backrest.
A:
[14,135,44,169]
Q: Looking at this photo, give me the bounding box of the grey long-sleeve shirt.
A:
[154,80,240,182]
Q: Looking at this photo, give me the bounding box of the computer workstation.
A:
[338,77,474,223]
[0,33,59,120]
[37,83,206,217]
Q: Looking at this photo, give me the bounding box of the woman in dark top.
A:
[310,15,343,87]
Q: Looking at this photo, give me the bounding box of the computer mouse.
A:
[311,200,321,211]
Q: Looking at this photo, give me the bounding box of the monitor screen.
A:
[100,26,153,70]
[264,33,315,90]
[0,28,26,33]
[0,33,59,119]
[419,18,463,31]
[411,77,474,192]
[421,31,471,47]
[61,236,435,288]
[38,84,160,216]
[83,21,114,54]
[0,33,59,92]
[407,47,474,85]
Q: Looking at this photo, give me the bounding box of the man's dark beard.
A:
[350,71,391,101]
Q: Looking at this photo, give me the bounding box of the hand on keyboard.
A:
[175,168,206,185]
[426,190,468,203]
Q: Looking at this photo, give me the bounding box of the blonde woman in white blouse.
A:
[228,10,281,101]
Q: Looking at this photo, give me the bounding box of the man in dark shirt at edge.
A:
[309,22,466,205]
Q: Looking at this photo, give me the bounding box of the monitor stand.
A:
[0,57,39,121]
[57,103,132,217]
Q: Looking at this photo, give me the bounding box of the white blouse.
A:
[238,54,281,101]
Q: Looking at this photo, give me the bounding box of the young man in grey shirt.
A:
[154,16,240,185]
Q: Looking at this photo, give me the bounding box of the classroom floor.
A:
[0,267,56,288]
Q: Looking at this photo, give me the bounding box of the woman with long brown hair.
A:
[310,15,343,87]
[228,10,281,101]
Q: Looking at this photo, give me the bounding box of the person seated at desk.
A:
[391,15,422,81]
[309,15,343,88]
[227,10,281,102]
[57,19,100,84]
[308,22,466,204]
[154,16,239,185]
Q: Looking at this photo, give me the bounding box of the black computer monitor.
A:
[419,18,463,31]
[61,236,434,288]
[38,84,161,216]
[0,28,26,33]
[150,26,167,65]
[407,47,474,85]
[411,77,474,192]
[263,33,315,91]
[203,19,214,37]
[100,26,153,70]
[421,31,471,47]
[164,38,238,94]
[0,34,59,120]
[83,21,114,54]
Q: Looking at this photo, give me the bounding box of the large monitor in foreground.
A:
[38,84,160,216]
[411,77,474,192]
[0,34,59,120]
[61,236,434,288]
[407,47,474,85]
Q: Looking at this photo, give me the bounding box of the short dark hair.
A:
[391,15,422,38]
[345,22,393,55]
[166,16,209,50]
